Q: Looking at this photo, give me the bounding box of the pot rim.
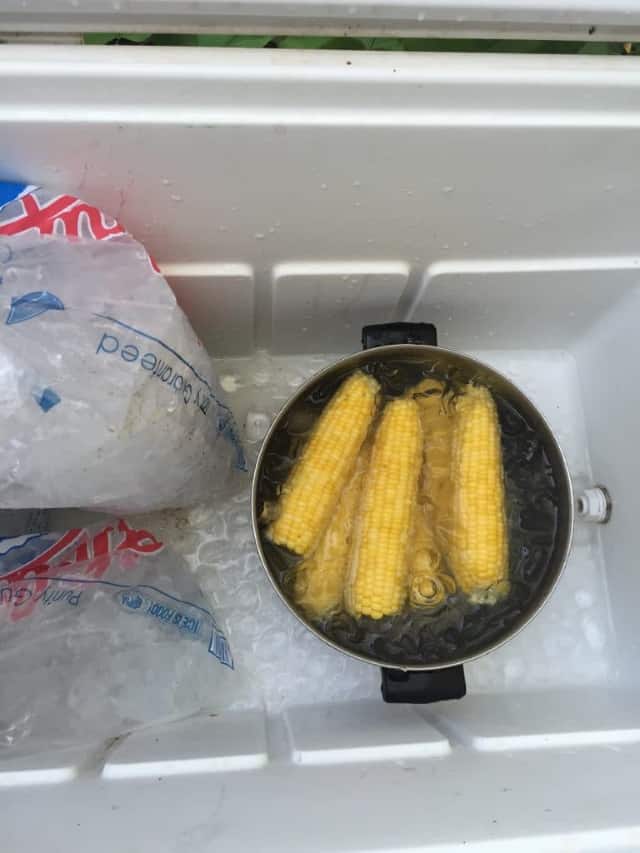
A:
[251,343,575,671]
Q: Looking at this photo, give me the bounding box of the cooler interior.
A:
[2,45,640,851]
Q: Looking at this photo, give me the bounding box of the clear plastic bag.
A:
[0,520,235,757]
[0,184,245,513]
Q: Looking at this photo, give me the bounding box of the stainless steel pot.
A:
[252,323,574,703]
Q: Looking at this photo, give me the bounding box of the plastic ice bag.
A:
[0,519,235,756]
[0,183,245,513]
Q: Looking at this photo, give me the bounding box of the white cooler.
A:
[1,5,640,851]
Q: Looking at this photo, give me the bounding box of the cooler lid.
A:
[1,1,640,39]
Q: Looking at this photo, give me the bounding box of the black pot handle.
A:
[381,666,466,703]
[361,320,466,704]
[362,322,437,349]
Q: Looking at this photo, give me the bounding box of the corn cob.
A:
[447,383,509,600]
[268,370,379,556]
[411,378,454,549]
[405,378,456,608]
[408,504,456,608]
[347,398,422,619]
[294,443,370,617]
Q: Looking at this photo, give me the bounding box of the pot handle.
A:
[381,666,466,703]
[362,321,437,349]
[361,320,467,704]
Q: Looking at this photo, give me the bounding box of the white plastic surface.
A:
[286,699,450,764]
[2,0,640,39]
[102,711,268,778]
[2,45,640,851]
[427,689,640,751]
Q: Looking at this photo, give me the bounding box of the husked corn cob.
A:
[448,384,508,599]
[405,379,456,608]
[268,370,379,556]
[347,398,422,619]
[411,378,454,550]
[408,505,456,608]
[294,443,370,617]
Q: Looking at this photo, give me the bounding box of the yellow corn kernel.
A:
[408,505,456,609]
[448,384,509,599]
[294,443,370,617]
[347,398,422,619]
[268,370,379,556]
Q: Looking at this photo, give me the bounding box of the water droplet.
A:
[218,225,228,232]
[170,194,182,203]
[320,183,328,191]
[442,243,449,250]
[220,374,241,393]
[417,11,425,20]
[605,184,614,191]
[569,311,576,318]
[268,226,275,233]
[406,190,414,196]
[463,240,469,247]
[245,411,271,442]
[352,180,361,188]
[255,232,265,240]
[441,185,454,194]
[582,616,605,650]
[354,201,361,207]
[348,5,357,13]
[367,238,374,244]
[162,178,172,186]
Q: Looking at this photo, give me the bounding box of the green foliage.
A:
[82,33,636,54]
